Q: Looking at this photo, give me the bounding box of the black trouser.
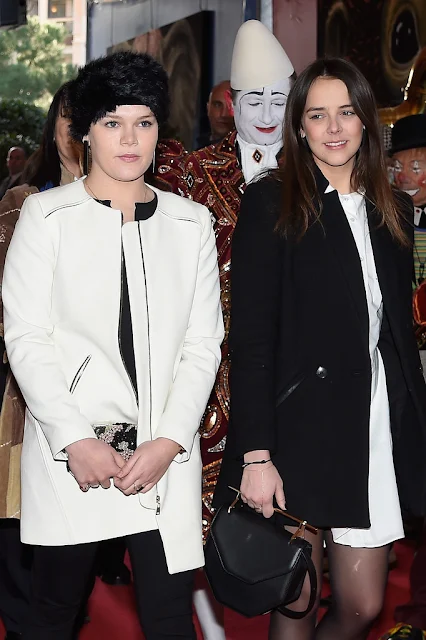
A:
[23,530,196,640]
[0,519,31,634]
[96,536,127,578]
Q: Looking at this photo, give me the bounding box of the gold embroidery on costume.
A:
[156,131,246,540]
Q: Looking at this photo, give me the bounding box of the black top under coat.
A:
[98,194,158,400]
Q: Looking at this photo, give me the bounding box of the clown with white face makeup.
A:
[233,79,290,147]
[154,20,295,640]
[230,19,294,183]
[232,79,290,182]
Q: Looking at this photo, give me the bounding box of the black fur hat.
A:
[68,51,169,141]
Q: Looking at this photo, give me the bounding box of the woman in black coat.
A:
[214,57,426,639]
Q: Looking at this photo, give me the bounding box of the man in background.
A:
[0,148,27,200]
[206,80,234,143]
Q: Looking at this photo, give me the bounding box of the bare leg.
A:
[268,527,324,640]
[315,532,390,640]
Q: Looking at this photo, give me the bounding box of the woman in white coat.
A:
[2,51,223,640]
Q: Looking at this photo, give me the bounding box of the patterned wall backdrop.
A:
[318,0,426,108]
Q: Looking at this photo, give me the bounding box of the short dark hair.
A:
[68,51,170,141]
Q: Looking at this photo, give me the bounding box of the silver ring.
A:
[134,483,144,493]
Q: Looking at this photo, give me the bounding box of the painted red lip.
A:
[255,126,277,134]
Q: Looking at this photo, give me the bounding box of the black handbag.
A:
[205,488,318,619]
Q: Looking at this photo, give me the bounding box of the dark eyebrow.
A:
[243,91,264,96]
[306,104,353,113]
[271,91,286,96]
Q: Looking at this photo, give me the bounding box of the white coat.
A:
[2,179,224,574]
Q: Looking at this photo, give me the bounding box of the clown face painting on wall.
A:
[318,0,426,107]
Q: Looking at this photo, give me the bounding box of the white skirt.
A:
[331,349,404,548]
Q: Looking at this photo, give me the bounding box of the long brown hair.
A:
[276,57,408,245]
[21,82,82,190]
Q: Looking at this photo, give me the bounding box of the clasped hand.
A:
[114,438,181,495]
[66,437,181,495]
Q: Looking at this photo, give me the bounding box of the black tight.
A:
[316,532,390,640]
[269,527,324,640]
[269,528,390,640]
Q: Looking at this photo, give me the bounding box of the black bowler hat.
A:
[389,113,426,155]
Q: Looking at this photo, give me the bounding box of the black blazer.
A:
[214,170,426,528]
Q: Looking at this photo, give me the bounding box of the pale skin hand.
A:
[240,449,286,518]
[113,437,182,496]
[65,438,125,489]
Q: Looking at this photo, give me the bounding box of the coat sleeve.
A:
[2,193,97,459]
[228,179,283,458]
[0,185,38,335]
[154,205,224,461]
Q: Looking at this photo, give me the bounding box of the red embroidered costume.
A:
[157,129,245,537]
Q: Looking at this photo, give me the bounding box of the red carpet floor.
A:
[0,540,416,639]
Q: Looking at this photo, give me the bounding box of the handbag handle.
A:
[278,545,318,619]
[228,487,318,535]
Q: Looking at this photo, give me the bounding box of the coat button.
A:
[316,366,328,379]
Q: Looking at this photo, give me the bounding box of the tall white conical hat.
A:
[230,20,294,91]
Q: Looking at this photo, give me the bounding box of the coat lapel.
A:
[311,167,406,349]
[321,190,370,344]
